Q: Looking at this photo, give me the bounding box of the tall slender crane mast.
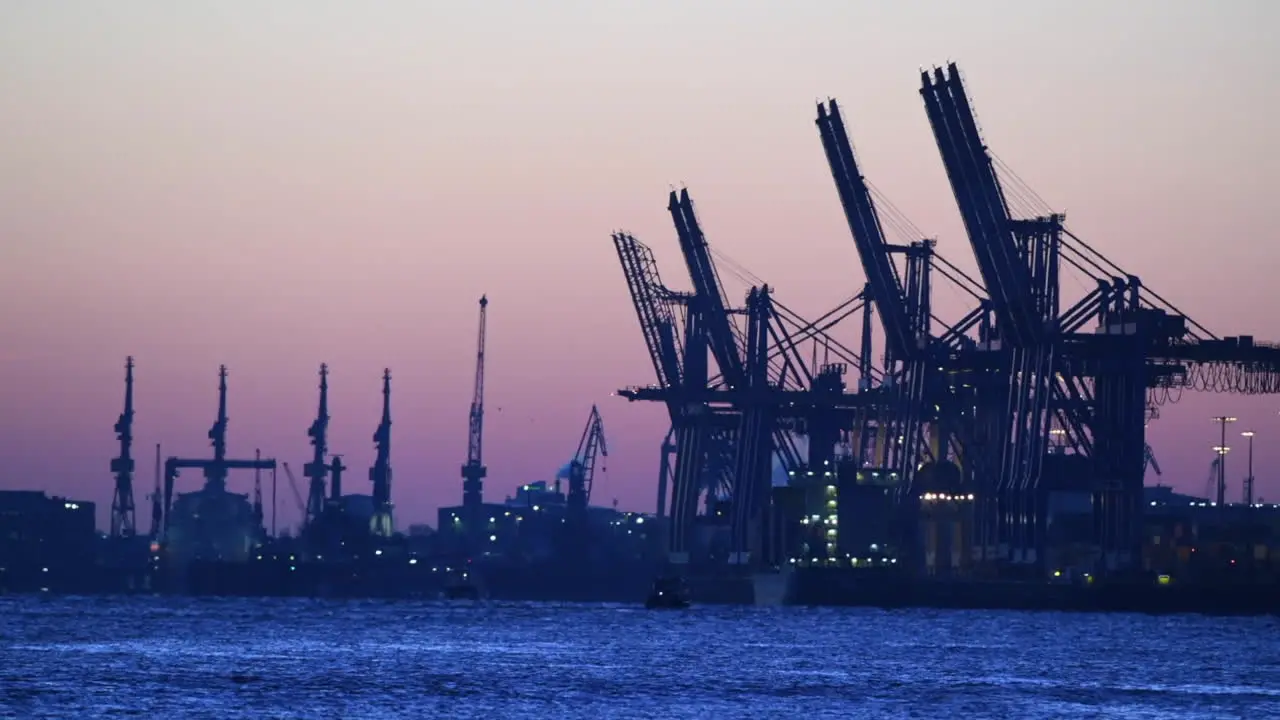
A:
[369,369,393,537]
[110,356,137,537]
[304,364,331,527]
[461,296,489,519]
[204,365,230,492]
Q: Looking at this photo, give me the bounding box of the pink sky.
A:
[2,2,1278,531]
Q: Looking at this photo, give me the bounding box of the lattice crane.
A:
[565,405,609,523]
[461,296,489,525]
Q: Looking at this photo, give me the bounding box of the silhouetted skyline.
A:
[2,2,1278,529]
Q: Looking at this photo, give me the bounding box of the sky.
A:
[2,1,1278,532]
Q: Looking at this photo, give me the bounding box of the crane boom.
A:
[670,188,745,386]
[461,295,488,513]
[816,101,914,361]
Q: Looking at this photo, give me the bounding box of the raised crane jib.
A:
[669,189,745,386]
[920,63,1038,346]
[612,232,684,392]
[816,100,914,360]
[467,295,488,467]
[461,296,489,510]
[571,405,608,506]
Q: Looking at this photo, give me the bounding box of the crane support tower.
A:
[369,369,394,537]
[110,356,138,537]
[304,364,331,528]
[461,295,489,537]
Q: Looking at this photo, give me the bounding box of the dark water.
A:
[2,596,1278,719]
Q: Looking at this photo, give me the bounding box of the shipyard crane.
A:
[564,405,609,522]
[161,366,275,538]
[461,295,489,541]
[303,364,331,529]
[369,370,393,536]
[110,356,138,537]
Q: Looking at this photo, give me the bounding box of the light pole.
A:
[1211,416,1236,506]
[1241,430,1256,506]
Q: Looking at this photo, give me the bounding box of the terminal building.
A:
[0,490,97,591]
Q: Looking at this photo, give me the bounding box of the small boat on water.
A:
[645,575,691,609]
[442,572,481,601]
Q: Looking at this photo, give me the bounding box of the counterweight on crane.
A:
[461,296,489,534]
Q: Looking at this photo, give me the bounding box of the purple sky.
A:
[2,3,1278,532]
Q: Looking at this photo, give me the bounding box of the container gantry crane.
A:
[613,63,1280,581]
[614,225,877,568]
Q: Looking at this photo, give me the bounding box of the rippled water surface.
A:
[2,596,1278,718]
